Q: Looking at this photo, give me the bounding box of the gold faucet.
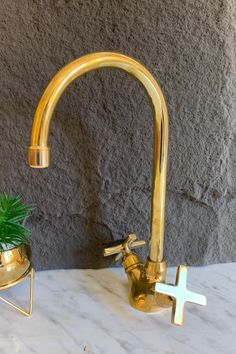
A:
[28,52,206,325]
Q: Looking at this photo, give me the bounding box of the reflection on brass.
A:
[0,245,34,316]
[28,52,206,324]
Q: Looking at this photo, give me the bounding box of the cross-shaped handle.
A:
[103,234,145,261]
[155,264,207,325]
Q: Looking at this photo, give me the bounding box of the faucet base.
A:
[104,237,206,323]
[123,254,172,313]
[129,290,172,313]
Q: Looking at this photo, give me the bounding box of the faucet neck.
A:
[28,52,169,263]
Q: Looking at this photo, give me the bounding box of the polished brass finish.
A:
[0,245,31,287]
[28,146,50,168]
[0,245,34,316]
[155,265,207,325]
[104,234,172,312]
[103,233,146,261]
[28,52,168,264]
[28,52,206,325]
[0,267,34,316]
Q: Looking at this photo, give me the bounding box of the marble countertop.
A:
[0,263,235,354]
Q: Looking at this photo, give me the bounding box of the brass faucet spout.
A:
[28,52,168,265]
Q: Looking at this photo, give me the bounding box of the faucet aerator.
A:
[28,146,50,168]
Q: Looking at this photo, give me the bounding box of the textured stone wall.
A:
[0,0,235,269]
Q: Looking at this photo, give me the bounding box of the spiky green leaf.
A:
[0,193,34,251]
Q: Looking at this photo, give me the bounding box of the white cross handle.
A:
[155,264,207,325]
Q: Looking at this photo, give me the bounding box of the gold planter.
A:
[0,244,34,316]
[0,245,31,288]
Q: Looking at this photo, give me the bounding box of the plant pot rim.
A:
[0,243,28,253]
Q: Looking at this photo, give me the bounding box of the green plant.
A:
[0,194,34,252]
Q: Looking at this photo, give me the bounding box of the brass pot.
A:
[0,244,31,288]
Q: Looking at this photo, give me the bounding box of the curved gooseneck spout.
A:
[28,52,168,265]
[28,52,207,324]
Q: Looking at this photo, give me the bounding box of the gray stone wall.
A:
[0,0,235,269]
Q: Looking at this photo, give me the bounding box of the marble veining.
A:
[0,263,235,354]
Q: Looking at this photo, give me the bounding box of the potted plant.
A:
[0,193,34,288]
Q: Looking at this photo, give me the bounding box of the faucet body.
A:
[28,52,206,324]
[123,251,172,312]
